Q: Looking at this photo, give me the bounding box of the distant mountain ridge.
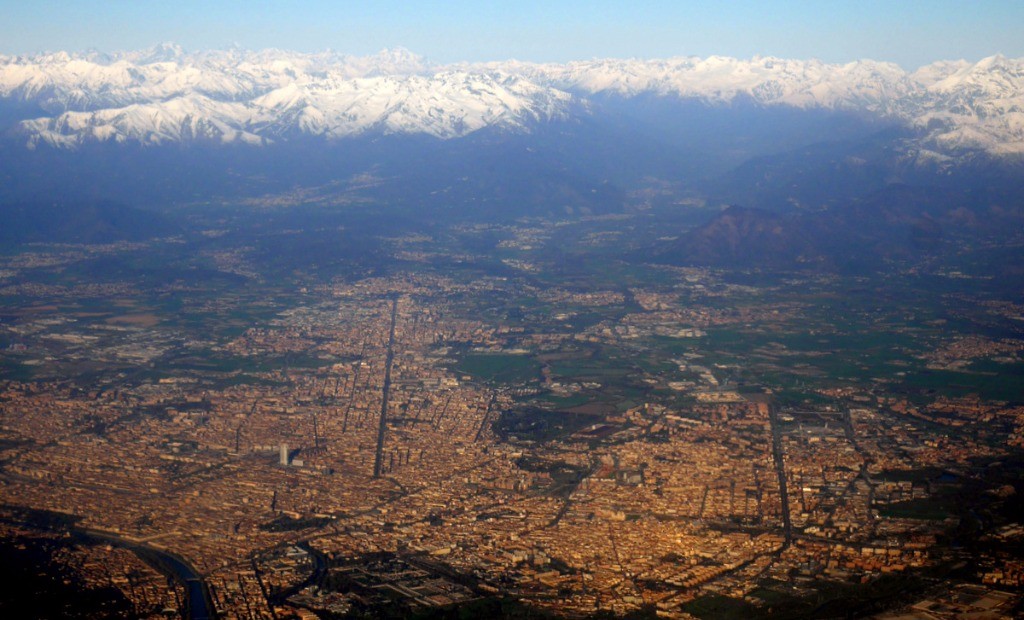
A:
[1,46,1023,156]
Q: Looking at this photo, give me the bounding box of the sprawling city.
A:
[3,3,1024,619]
[1,201,1023,618]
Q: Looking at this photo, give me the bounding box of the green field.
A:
[454,352,542,384]
[877,497,953,521]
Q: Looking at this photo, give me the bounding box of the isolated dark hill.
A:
[706,126,912,212]
[651,182,978,272]
[655,205,818,267]
[0,200,176,244]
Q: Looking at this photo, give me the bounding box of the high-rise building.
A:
[280,443,289,466]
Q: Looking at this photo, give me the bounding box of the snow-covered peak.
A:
[0,46,436,112]
[132,42,188,64]
[476,55,919,113]
[910,59,973,86]
[902,55,1024,154]
[14,63,578,148]
[357,47,431,76]
[921,54,1024,97]
[2,47,1023,155]
[247,70,575,140]
[21,95,265,149]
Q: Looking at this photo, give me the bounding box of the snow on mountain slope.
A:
[910,55,1024,154]
[12,67,575,147]
[248,71,575,139]
[480,55,1024,155]
[481,56,917,113]
[1,45,1023,155]
[0,46,433,113]
[20,95,264,148]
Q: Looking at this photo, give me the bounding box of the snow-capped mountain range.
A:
[1,45,1022,155]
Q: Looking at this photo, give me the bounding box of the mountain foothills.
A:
[0,45,1023,273]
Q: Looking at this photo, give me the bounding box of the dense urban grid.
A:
[1,208,1023,619]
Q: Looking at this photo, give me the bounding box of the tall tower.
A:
[280,443,289,466]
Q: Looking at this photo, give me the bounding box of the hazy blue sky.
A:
[3,1,1023,68]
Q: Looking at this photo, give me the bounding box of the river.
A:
[77,528,216,620]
